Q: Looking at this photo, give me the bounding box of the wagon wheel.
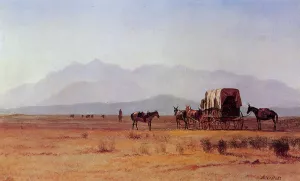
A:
[210,117,219,130]
[200,116,208,130]
[233,120,238,130]
[225,120,231,130]
[238,117,244,130]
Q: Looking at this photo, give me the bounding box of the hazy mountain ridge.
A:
[0,95,199,115]
[1,94,299,116]
[0,59,300,109]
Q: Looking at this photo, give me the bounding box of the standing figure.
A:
[118,109,123,122]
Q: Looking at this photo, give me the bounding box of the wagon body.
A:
[200,88,242,118]
[199,88,244,130]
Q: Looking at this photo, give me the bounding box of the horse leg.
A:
[257,119,259,130]
[272,118,276,131]
[150,121,152,131]
[132,120,135,130]
[136,121,138,130]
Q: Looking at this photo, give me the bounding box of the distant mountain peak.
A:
[86,58,104,65]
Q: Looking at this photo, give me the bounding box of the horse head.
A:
[173,106,179,115]
[185,105,190,111]
[247,103,252,114]
[155,110,160,118]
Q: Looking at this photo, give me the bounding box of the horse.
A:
[91,114,94,118]
[185,105,203,129]
[173,106,188,130]
[86,115,91,118]
[247,103,278,131]
[130,111,146,130]
[118,109,123,122]
[144,110,160,131]
[101,114,105,119]
[70,114,75,118]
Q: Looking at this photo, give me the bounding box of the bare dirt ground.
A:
[1,114,300,181]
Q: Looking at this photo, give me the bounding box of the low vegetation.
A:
[217,139,227,155]
[97,138,116,153]
[270,138,290,157]
[81,132,88,139]
[176,143,184,155]
[128,131,142,139]
[155,143,167,154]
[200,138,213,153]
[139,143,151,155]
[248,136,269,150]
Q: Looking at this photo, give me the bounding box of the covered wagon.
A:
[200,88,244,130]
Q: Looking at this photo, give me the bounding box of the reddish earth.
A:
[0,114,300,181]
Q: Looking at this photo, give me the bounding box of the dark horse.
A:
[130,111,159,131]
[173,106,188,130]
[144,110,160,131]
[130,111,146,130]
[247,103,278,131]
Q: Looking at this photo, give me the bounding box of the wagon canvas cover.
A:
[201,88,242,110]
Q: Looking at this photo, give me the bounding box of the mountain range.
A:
[0,59,300,111]
[1,94,300,117]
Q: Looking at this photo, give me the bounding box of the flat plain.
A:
[1,114,300,181]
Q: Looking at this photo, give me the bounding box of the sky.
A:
[0,0,300,93]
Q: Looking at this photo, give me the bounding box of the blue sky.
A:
[0,0,300,92]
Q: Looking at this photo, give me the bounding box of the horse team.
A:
[68,103,279,132]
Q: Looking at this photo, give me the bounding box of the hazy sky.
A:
[0,0,300,93]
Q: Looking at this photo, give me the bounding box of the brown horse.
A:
[144,110,160,131]
[185,105,202,129]
[130,111,146,130]
[247,103,278,131]
[173,106,188,129]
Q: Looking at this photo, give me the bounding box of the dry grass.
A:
[200,138,213,153]
[155,143,167,154]
[1,115,300,180]
[175,143,184,155]
[81,132,88,139]
[97,138,116,153]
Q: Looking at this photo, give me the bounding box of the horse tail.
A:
[274,112,278,123]
[271,110,278,123]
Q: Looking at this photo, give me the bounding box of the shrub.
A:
[217,139,227,155]
[200,138,213,153]
[153,134,171,143]
[270,139,290,157]
[97,138,115,153]
[139,143,150,155]
[155,143,167,154]
[290,138,300,149]
[248,136,269,150]
[81,132,88,139]
[128,131,141,139]
[229,137,248,149]
[240,138,248,148]
[185,138,198,151]
[229,138,239,148]
[176,143,184,155]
